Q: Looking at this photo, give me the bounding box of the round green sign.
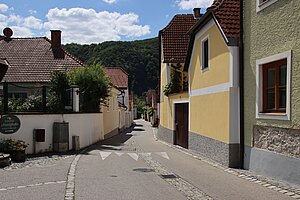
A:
[0,115,21,134]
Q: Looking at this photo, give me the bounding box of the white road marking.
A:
[139,153,151,157]
[152,128,158,141]
[96,152,170,161]
[99,151,112,160]
[127,153,139,161]
[115,152,124,156]
[0,181,66,192]
[156,152,170,160]
[101,145,121,150]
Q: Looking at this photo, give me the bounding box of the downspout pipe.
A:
[239,0,245,169]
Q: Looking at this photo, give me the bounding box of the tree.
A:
[63,37,159,96]
[48,70,70,112]
[68,64,111,112]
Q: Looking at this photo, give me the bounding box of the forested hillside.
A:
[63,38,159,95]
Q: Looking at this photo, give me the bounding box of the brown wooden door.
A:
[174,103,188,148]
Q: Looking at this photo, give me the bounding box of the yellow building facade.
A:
[158,2,241,167]
[102,87,123,139]
[157,14,197,146]
[187,18,240,167]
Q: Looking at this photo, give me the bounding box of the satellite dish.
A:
[3,28,13,38]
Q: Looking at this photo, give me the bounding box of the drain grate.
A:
[160,174,178,179]
[133,168,155,173]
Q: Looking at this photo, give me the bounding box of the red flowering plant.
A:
[0,139,28,151]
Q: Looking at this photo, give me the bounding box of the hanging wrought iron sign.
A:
[0,115,21,134]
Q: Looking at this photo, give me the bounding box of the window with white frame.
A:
[201,36,209,71]
[256,50,291,120]
[256,0,279,12]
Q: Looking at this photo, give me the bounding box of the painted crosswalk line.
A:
[97,151,170,161]
[139,153,151,157]
[115,152,124,156]
[127,153,139,161]
[101,145,121,150]
[99,151,112,160]
[156,152,170,160]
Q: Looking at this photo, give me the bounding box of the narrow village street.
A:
[0,119,298,200]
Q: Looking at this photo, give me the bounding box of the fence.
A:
[1,82,79,113]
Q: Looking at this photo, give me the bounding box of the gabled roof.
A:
[159,14,198,63]
[104,67,128,89]
[184,0,240,70]
[0,58,9,81]
[211,0,240,39]
[188,0,240,42]
[0,37,84,83]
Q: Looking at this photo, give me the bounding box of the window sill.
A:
[202,67,209,73]
[257,0,279,12]
[257,112,290,121]
[258,1,269,7]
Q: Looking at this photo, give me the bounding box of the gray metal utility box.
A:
[53,122,69,152]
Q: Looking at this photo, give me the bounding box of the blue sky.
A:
[0,0,213,44]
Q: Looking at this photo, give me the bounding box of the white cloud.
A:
[0,14,7,21]
[44,8,150,44]
[176,0,214,10]
[0,4,35,37]
[0,4,9,12]
[7,14,23,24]
[28,10,37,15]
[10,26,33,37]
[103,0,118,4]
[23,16,43,30]
[0,5,150,43]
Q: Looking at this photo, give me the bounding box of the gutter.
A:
[239,0,245,169]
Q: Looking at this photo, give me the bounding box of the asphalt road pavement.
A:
[0,119,298,200]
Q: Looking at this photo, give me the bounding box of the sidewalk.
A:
[135,119,299,200]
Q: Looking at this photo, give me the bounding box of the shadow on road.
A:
[27,123,146,158]
[134,124,143,127]
[81,122,146,154]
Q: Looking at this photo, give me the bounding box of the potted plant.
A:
[0,139,28,162]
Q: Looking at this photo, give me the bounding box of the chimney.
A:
[50,30,61,48]
[3,27,13,38]
[193,8,201,19]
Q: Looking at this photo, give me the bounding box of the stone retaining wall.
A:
[253,125,300,158]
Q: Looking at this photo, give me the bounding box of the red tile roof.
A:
[160,14,197,63]
[0,37,84,83]
[209,0,240,39]
[0,58,8,81]
[184,0,240,71]
[105,67,128,89]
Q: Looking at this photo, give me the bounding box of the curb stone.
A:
[64,150,87,200]
[133,136,213,199]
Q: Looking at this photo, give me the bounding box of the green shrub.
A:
[68,64,110,112]
[48,71,70,112]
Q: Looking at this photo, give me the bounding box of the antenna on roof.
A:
[3,27,13,38]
